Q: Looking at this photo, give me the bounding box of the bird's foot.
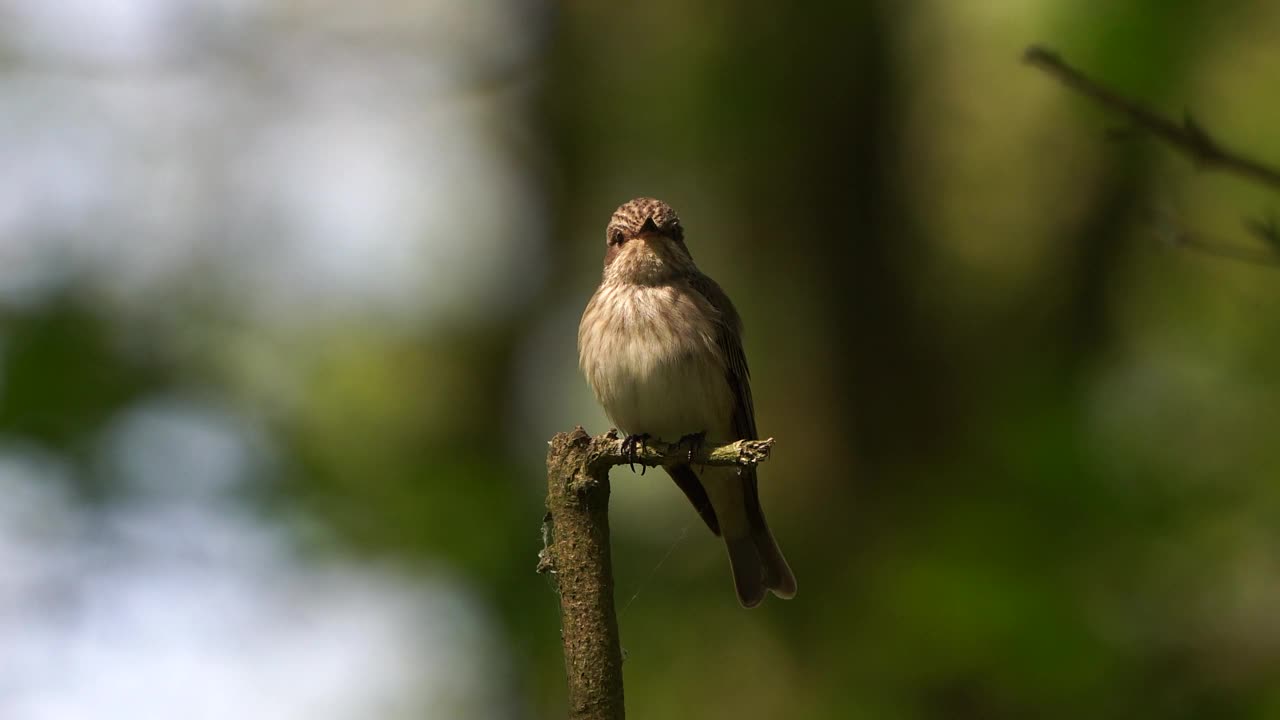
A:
[621,433,651,474]
[674,431,707,463]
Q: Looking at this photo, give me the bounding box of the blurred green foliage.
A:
[6,2,1280,718]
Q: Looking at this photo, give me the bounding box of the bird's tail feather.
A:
[753,523,797,599]
[703,465,796,607]
[744,475,796,599]
[724,534,767,608]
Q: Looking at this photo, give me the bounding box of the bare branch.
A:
[1024,45,1280,192]
[539,427,775,720]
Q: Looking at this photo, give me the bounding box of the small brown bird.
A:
[578,197,796,607]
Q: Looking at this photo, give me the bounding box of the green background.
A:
[5,2,1280,718]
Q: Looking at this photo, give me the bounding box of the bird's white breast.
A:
[579,283,734,441]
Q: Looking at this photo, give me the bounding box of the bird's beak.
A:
[634,218,670,246]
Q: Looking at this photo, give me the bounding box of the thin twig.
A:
[586,430,775,475]
[1024,45,1280,192]
[1171,232,1280,267]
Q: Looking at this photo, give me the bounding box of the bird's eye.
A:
[609,229,625,245]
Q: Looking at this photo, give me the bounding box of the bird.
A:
[577,197,796,607]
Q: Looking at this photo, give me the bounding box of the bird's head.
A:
[601,197,695,283]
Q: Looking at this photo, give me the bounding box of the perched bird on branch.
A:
[578,197,796,607]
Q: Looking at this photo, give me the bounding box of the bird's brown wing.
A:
[689,272,796,600]
[686,273,756,440]
[666,464,720,535]
[662,272,752,541]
